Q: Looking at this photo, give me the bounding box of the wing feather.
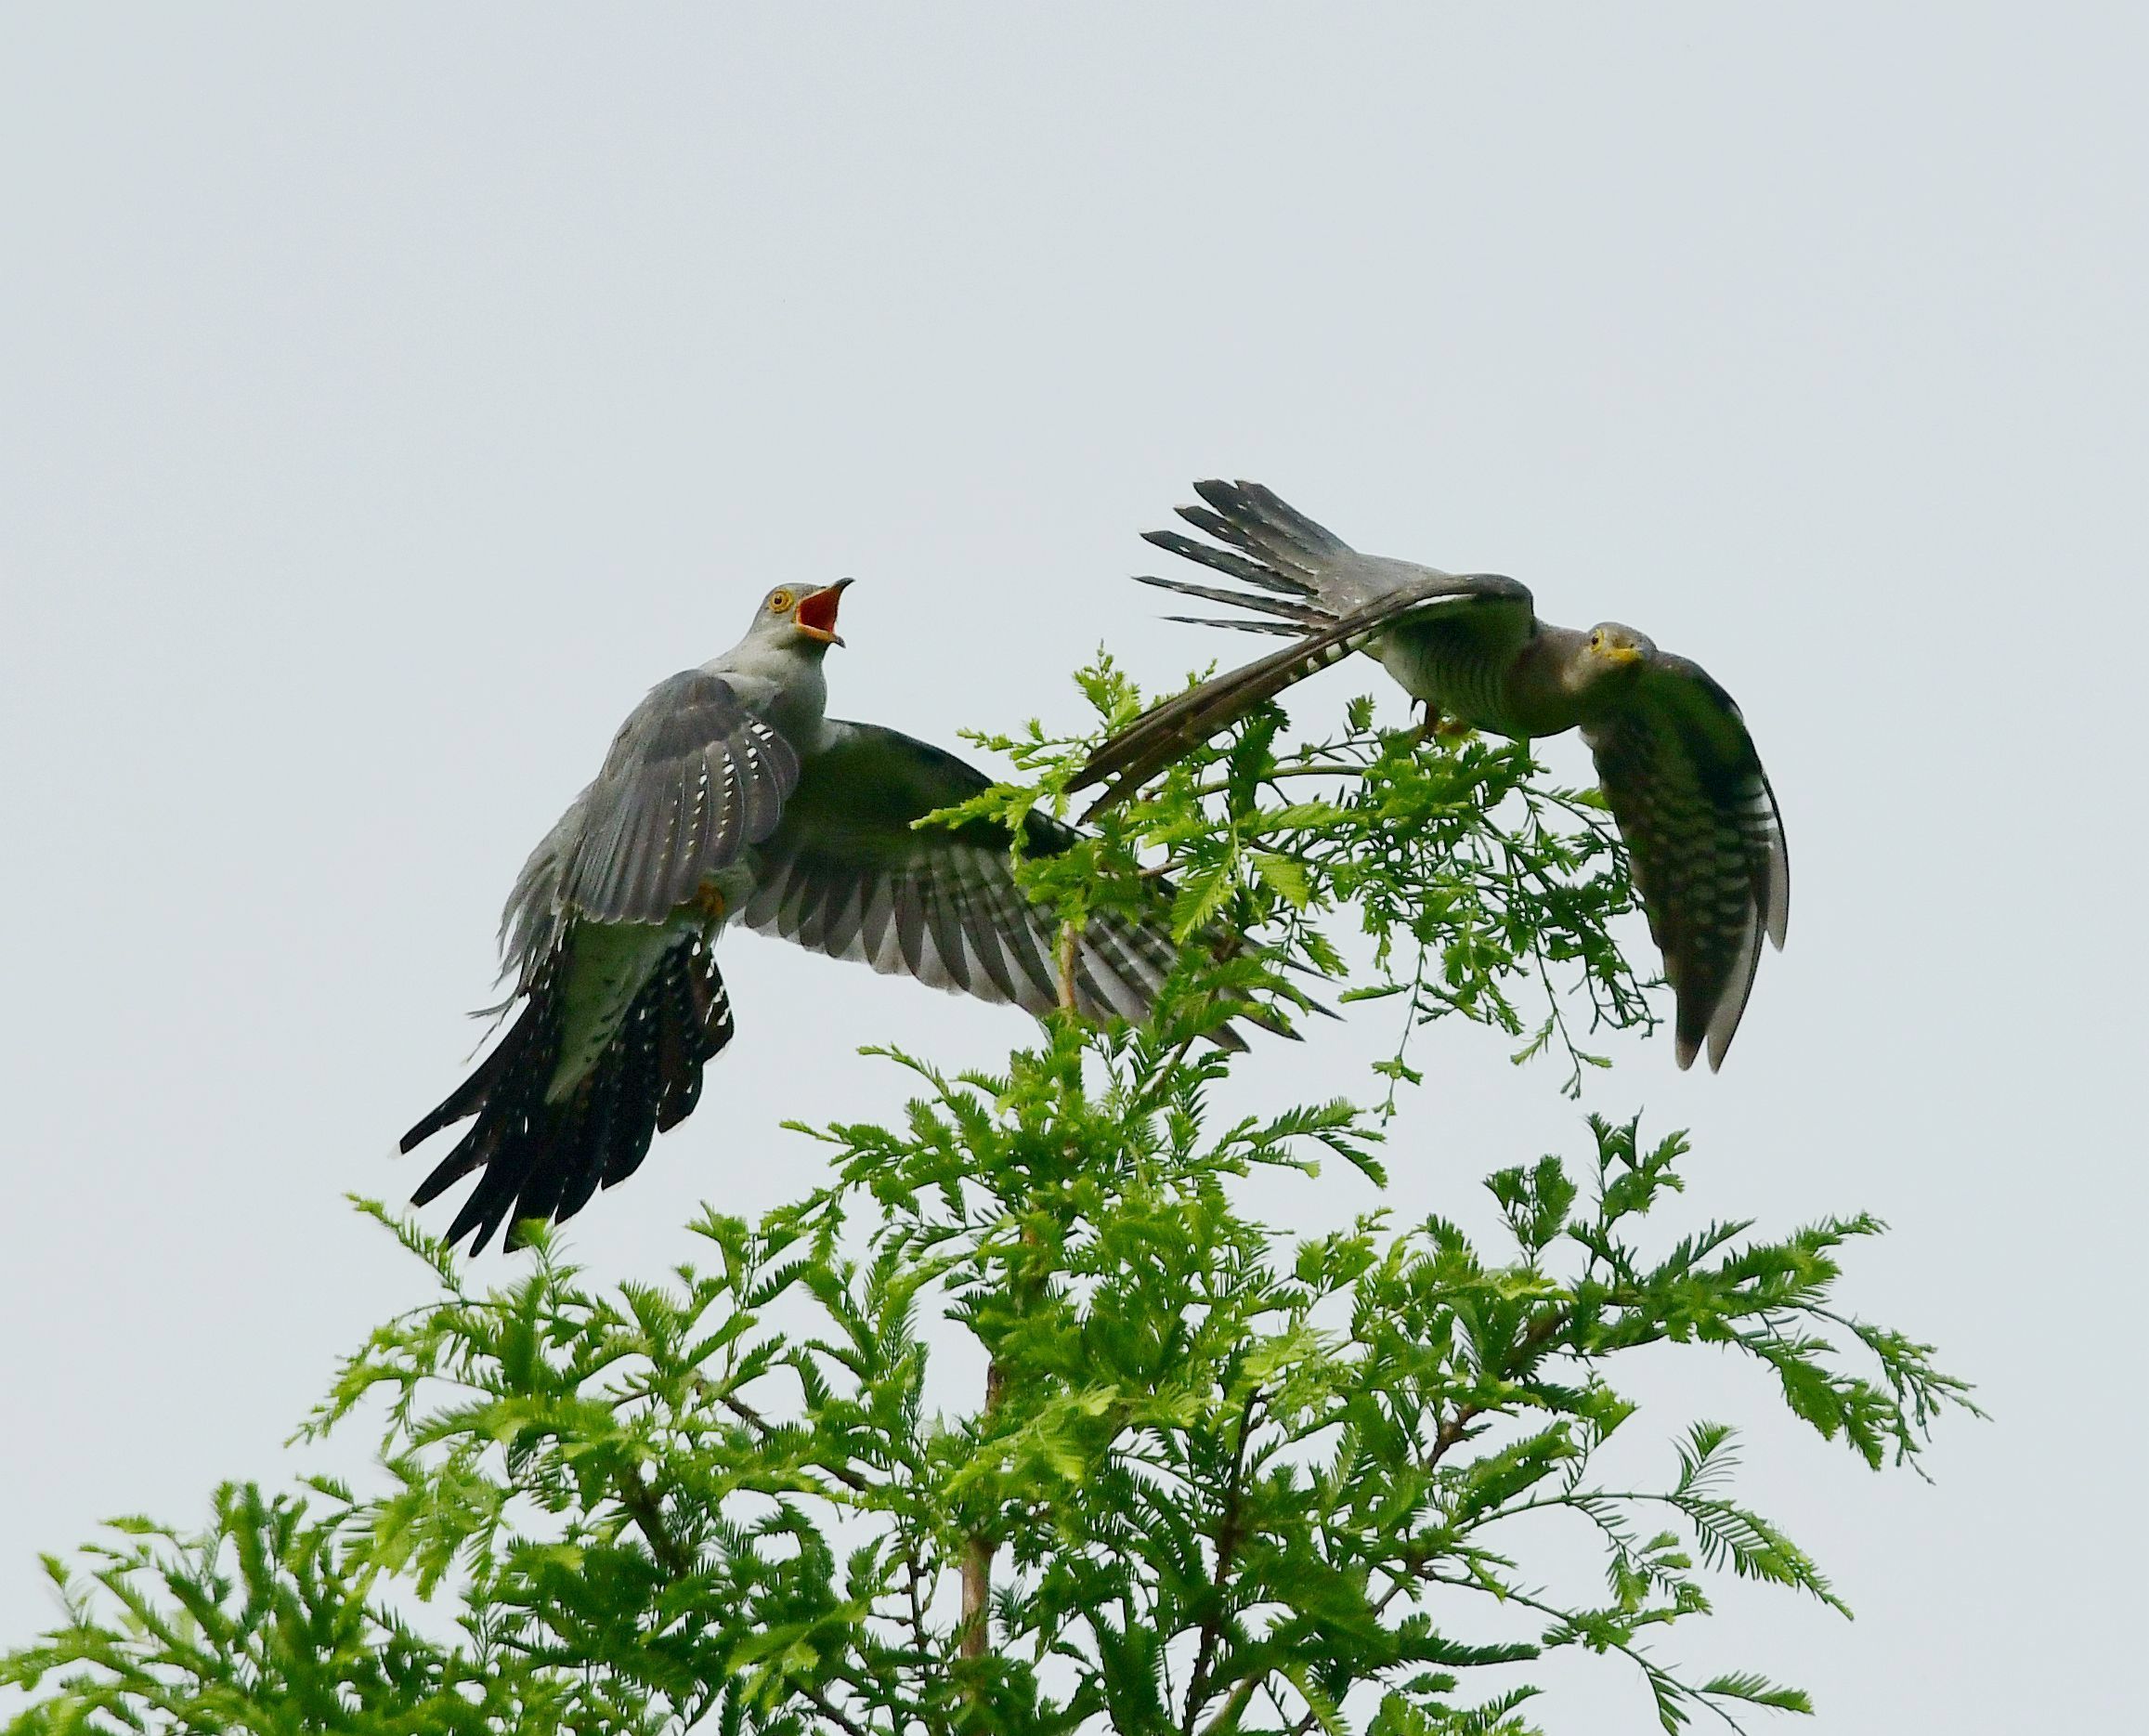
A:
[957,870,1018,997]
[1582,655,1789,1071]
[559,670,801,926]
[744,723,1197,1029]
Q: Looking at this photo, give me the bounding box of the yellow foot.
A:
[693,881,729,921]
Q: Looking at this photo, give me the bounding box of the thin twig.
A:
[612,1466,688,1578]
[801,1682,874,1736]
[1174,760,1377,803]
[691,1370,877,1494]
[1057,920,1080,1015]
[1180,1389,1262,1733]
[1197,1675,1260,1736]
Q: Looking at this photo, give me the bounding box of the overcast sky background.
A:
[4,7,2144,1730]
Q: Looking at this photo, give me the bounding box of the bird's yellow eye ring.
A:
[766,588,796,614]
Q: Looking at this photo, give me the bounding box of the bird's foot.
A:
[693,881,729,922]
[1414,704,1474,746]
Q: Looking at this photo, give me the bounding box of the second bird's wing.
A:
[1581,654,1790,1072]
[741,721,1196,1031]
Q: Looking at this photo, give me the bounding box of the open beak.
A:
[793,578,853,646]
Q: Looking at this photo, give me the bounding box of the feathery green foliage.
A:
[3,667,1973,1734]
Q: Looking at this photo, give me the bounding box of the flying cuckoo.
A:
[1074,481,1790,1072]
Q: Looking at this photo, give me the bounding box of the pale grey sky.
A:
[3,7,2143,1730]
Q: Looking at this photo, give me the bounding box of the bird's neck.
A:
[708,642,834,751]
[1503,627,1597,737]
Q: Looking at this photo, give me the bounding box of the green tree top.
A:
[2,663,1974,1734]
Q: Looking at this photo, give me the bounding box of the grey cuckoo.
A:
[1074,481,1790,1072]
[405,580,1205,1253]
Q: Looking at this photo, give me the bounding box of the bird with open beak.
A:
[403,576,1222,1253]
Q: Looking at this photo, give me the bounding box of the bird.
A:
[1073,480,1789,1073]
[403,579,1214,1253]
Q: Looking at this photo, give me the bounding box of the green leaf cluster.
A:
[958,656,1652,1099]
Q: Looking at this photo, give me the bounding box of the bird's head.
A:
[747,579,853,652]
[1579,621,1653,679]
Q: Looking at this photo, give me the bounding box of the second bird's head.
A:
[1577,621,1653,680]
[748,579,853,653]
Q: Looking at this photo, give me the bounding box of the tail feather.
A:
[403,934,736,1255]
[648,958,717,1134]
[656,954,726,1132]
[1070,481,1369,812]
[1140,528,1320,598]
[1081,476,1483,812]
[398,1025,518,1156]
[1160,615,1306,636]
[1187,479,1352,578]
[1074,622,1374,816]
[1133,570,1329,626]
[406,975,566,1207]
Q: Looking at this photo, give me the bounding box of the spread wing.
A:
[1073,479,1517,815]
[740,722,1199,1032]
[501,671,801,965]
[1582,655,1790,1071]
[496,790,588,991]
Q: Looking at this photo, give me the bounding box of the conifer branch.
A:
[0,676,1974,1736]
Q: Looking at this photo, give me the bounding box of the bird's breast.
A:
[1374,621,1524,736]
[544,917,698,1103]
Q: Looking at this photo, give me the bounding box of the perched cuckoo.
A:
[405,581,1202,1253]
[1074,482,1790,1072]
